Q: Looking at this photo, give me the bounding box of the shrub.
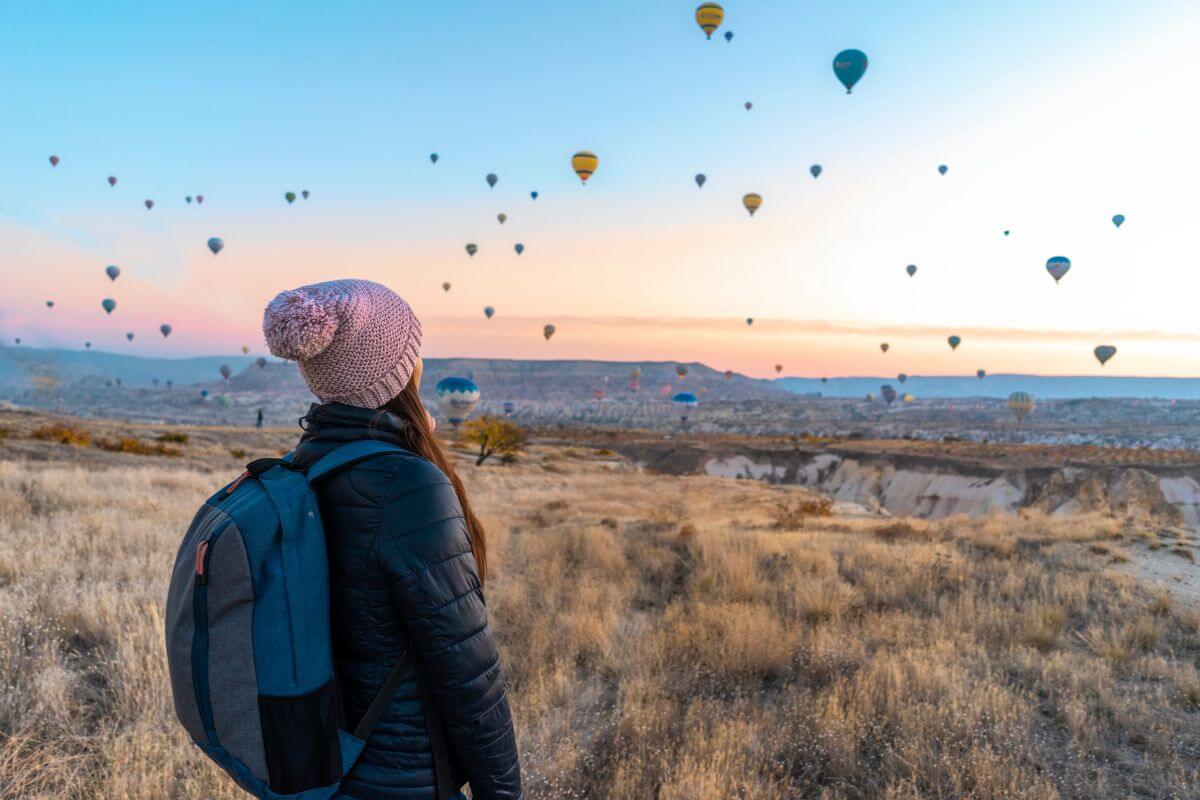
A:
[770,494,833,530]
[873,520,923,542]
[156,431,189,444]
[229,448,248,460]
[94,437,181,457]
[31,424,90,446]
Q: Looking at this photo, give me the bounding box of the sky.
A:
[2,0,1198,378]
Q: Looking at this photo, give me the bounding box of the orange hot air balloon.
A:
[571,151,598,184]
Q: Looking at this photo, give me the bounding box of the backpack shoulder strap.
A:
[305,439,407,484]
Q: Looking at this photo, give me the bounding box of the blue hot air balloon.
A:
[724,30,733,42]
[810,164,822,178]
[906,264,917,277]
[200,389,209,398]
[106,265,120,281]
[880,385,897,405]
[672,392,699,423]
[430,153,439,164]
[530,191,538,200]
[695,173,706,188]
[502,401,515,416]
[436,377,481,427]
[486,173,498,188]
[484,306,495,319]
[160,324,172,338]
[938,164,948,175]
[1046,256,1070,284]
[102,298,117,314]
[833,49,868,94]
[207,237,224,255]
[514,243,524,255]
[1112,214,1125,228]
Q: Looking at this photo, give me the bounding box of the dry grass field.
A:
[1,411,1198,799]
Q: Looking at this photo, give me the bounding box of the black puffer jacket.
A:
[293,403,522,800]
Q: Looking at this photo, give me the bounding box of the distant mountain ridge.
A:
[3,346,1198,400]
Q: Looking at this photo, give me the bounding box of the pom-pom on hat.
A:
[263,279,422,408]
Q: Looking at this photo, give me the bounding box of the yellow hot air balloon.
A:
[695,2,724,39]
[571,151,598,184]
[742,193,762,217]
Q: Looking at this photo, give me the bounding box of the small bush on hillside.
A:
[156,431,189,444]
[94,437,181,457]
[31,424,90,447]
[770,495,833,530]
[873,521,925,542]
[229,448,248,460]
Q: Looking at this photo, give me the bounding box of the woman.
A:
[263,279,523,800]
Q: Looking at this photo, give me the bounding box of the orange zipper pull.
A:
[196,540,210,585]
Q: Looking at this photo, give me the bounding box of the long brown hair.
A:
[380,379,488,583]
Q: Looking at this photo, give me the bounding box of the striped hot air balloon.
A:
[571,151,598,184]
[435,377,481,427]
[743,193,762,216]
[694,2,724,39]
[1007,391,1035,423]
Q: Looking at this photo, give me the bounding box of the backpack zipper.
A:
[192,521,228,744]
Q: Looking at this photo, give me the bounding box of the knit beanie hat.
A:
[262,279,422,408]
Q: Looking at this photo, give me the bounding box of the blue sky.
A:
[2,1,1197,376]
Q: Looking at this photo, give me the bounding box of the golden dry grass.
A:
[0,424,1198,798]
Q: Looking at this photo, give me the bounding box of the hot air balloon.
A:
[14,338,20,345]
[256,357,267,369]
[144,199,154,210]
[484,306,495,319]
[571,151,598,184]
[1112,214,1125,228]
[46,300,54,308]
[695,173,706,188]
[102,298,117,314]
[1003,230,1010,236]
[85,342,91,349]
[901,393,915,404]
[49,155,60,167]
[724,30,733,42]
[672,392,699,423]
[543,324,556,341]
[200,389,209,398]
[466,243,478,257]
[833,49,868,93]
[442,282,451,293]
[514,243,524,255]
[219,364,233,381]
[977,369,986,379]
[186,196,193,204]
[695,2,724,39]
[107,176,117,186]
[676,365,688,379]
[1007,391,1034,423]
[865,393,874,402]
[898,373,907,384]
[774,364,783,374]
[745,318,753,326]
[530,191,538,200]
[938,165,948,176]
[126,332,135,342]
[241,345,250,355]
[880,385,897,405]
[497,213,507,224]
[724,370,733,381]
[810,164,822,179]
[1094,345,1117,366]
[430,153,438,164]
[906,264,917,277]
[106,265,121,281]
[196,195,204,204]
[821,377,828,384]
[302,190,310,200]
[744,101,753,111]
[1045,256,1070,284]
[743,193,762,216]
[285,192,296,204]
[486,173,498,188]
[880,343,890,353]
[207,237,224,255]
[947,335,962,351]
[160,324,172,338]
[436,377,481,427]
[502,401,515,416]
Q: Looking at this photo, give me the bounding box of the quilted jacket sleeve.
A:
[376,461,523,800]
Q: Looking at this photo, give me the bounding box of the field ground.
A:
[0,410,1198,798]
